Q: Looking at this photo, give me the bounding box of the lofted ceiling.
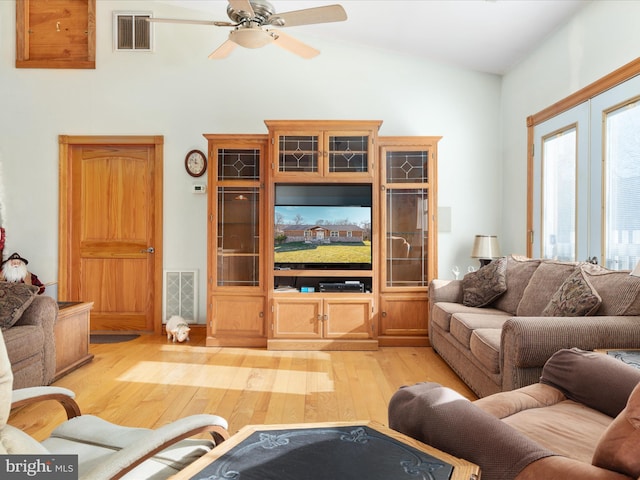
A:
[157,0,589,75]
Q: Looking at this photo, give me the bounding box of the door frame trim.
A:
[58,135,164,334]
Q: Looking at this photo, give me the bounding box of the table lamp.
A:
[471,235,501,267]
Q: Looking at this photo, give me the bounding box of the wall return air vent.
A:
[113,11,153,51]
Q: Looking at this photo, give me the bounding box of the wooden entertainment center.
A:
[205,121,440,350]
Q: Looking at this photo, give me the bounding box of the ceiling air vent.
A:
[113,12,153,51]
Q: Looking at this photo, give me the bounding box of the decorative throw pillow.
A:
[492,255,541,315]
[0,283,39,330]
[582,263,640,315]
[592,382,640,477]
[461,257,507,307]
[541,269,601,317]
[516,261,578,316]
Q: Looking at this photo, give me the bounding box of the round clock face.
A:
[185,150,207,177]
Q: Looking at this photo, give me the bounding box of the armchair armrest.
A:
[82,414,229,480]
[500,315,640,391]
[13,296,58,384]
[12,386,81,419]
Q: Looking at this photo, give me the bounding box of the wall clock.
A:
[185,150,207,177]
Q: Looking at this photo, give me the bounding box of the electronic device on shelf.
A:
[319,282,365,293]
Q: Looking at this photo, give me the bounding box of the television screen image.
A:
[274,205,372,269]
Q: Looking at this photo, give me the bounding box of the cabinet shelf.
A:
[273,269,372,277]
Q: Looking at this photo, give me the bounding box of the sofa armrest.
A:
[13,295,58,385]
[539,348,640,418]
[429,279,463,304]
[500,316,640,392]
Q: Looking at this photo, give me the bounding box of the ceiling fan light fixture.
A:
[229,28,274,48]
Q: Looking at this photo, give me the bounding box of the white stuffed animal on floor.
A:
[166,315,190,343]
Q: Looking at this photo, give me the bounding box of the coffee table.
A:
[595,348,640,369]
[174,421,480,480]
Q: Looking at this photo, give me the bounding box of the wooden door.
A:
[59,136,163,333]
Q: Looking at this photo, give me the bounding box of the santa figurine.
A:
[0,252,45,294]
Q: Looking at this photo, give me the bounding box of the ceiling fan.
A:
[148,0,347,59]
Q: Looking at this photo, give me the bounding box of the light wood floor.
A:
[9,332,476,440]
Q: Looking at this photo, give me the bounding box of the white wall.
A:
[500,0,640,258]
[0,1,502,322]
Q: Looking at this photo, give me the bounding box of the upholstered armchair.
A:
[389,348,640,480]
[0,330,229,479]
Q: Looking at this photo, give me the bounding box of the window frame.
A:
[526,57,640,259]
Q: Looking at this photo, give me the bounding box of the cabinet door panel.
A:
[273,298,322,338]
[211,296,265,338]
[379,295,428,336]
[324,298,373,339]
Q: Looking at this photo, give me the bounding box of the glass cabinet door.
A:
[273,130,373,176]
[216,186,260,287]
[276,134,319,173]
[213,146,263,288]
[326,134,370,174]
[382,147,432,289]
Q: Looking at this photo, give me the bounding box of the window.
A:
[541,127,577,261]
[528,59,640,270]
[602,99,640,269]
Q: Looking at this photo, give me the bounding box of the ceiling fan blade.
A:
[228,0,255,18]
[147,18,234,27]
[208,39,238,59]
[270,30,319,59]
[268,4,347,27]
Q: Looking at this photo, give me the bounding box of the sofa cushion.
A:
[461,257,507,307]
[431,302,509,333]
[541,269,601,317]
[450,313,509,349]
[517,261,578,316]
[492,256,541,315]
[581,263,640,315]
[0,283,39,330]
[592,382,640,477]
[470,328,501,374]
[503,399,612,464]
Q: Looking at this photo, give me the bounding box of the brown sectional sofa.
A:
[429,255,640,397]
[389,348,640,480]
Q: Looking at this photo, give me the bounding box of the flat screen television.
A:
[274,184,372,270]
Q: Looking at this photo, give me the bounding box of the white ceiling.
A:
[158,0,589,75]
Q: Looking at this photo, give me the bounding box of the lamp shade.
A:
[631,260,640,277]
[471,235,501,259]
